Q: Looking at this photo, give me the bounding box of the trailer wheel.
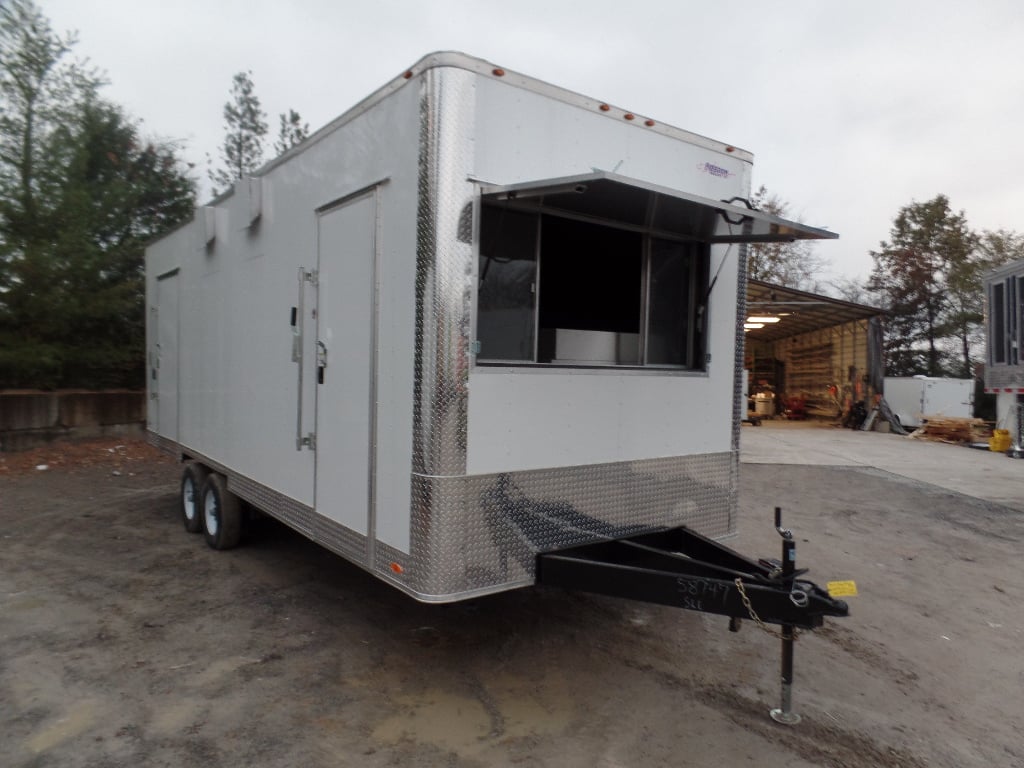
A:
[180,463,209,533]
[201,473,242,550]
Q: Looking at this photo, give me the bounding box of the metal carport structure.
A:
[744,280,884,419]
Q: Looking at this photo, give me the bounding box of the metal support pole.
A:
[770,507,802,725]
[1010,403,1024,459]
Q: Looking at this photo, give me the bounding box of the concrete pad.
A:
[740,420,1024,511]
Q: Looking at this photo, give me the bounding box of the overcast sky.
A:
[41,0,1024,285]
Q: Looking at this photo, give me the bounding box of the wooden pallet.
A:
[908,416,992,444]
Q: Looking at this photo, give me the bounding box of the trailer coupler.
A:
[536,507,849,724]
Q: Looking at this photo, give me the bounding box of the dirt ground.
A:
[2,438,1022,768]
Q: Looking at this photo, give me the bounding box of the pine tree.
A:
[274,109,309,155]
[209,70,267,194]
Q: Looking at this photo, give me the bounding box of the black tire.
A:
[180,463,209,533]
[201,473,242,550]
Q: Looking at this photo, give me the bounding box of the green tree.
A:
[745,185,826,291]
[0,0,195,388]
[45,100,195,386]
[209,70,267,193]
[977,229,1024,267]
[937,228,1024,378]
[867,195,977,377]
[825,276,871,305]
[274,108,308,155]
[0,0,101,383]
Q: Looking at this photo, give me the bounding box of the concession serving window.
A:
[475,172,837,369]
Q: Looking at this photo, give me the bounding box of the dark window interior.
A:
[538,216,641,334]
[477,207,538,362]
[477,202,706,369]
[647,238,694,366]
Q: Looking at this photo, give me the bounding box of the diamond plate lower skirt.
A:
[403,451,736,600]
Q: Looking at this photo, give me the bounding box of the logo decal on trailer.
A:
[697,162,734,179]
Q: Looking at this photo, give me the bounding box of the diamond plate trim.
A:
[228,472,319,542]
[411,66,476,478]
[315,515,366,563]
[403,451,735,600]
[733,241,749,456]
[146,430,180,459]
[731,237,749,535]
[159,438,368,563]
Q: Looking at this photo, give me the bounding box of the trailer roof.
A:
[240,52,757,204]
[983,256,1024,283]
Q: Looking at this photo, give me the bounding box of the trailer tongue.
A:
[538,508,849,724]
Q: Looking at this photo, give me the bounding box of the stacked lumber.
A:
[908,416,991,444]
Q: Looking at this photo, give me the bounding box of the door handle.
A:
[316,340,328,385]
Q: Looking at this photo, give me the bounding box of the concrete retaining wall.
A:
[0,391,145,451]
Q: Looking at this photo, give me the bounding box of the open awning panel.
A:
[480,171,838,244]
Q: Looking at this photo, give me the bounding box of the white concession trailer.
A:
[146,52,845,657]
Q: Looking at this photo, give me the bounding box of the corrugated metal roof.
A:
[745,280,883,342]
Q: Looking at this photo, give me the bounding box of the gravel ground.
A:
[2,437,1022,767]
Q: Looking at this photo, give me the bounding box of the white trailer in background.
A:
[146,54,846,673]
[884,376,974,428]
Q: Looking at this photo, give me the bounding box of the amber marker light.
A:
[403,71,413,79]
[390,562,405,574]
[645,119,655,126]
[492,68,505,77]
[599,104,611,111]
[725,146,735,152]
[624,113,635,120]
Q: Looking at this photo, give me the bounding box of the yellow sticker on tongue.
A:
[826,581,858,597]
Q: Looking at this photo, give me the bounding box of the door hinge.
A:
[302,269,319,286]
[299,433,317,451]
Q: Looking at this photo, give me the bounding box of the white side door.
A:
[314,192,377,540]
[155,271,179,440]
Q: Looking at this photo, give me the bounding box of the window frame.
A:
[474,201,709,371]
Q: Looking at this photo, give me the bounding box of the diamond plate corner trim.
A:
[404,452,735,600]
[730,236,749,533]
[411,66,476,479]
[733,241,748,457]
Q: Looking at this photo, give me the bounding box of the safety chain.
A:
[734,578,800,641]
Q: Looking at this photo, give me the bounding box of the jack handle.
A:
[774,506,793,541]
